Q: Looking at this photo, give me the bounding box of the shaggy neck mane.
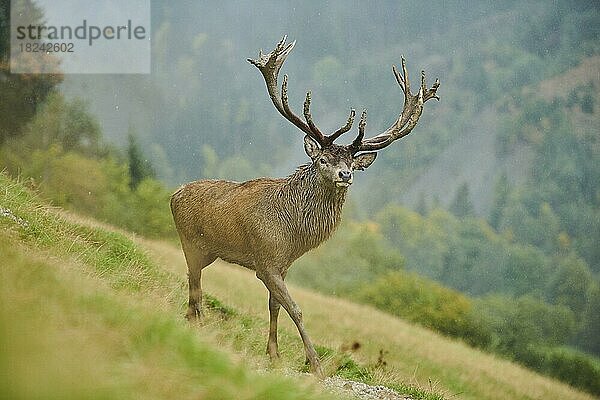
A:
[274,163,347,253]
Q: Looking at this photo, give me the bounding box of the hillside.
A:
[0,175,340,400]
[396,107,533,215]
[1,173,595,400]
[399,55,600,215]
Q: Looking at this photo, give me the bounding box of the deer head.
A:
[302,137,376,188]
[248,36,440,189]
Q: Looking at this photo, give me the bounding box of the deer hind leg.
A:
[267,292,281,359]
[182,243,215,321]
[257,269,323,377]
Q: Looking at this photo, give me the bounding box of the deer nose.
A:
[338,170,352,182]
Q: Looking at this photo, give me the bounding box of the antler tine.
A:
[281,74,315,136]
[349,58,440,154]
[424,77,441,102]
[303,91,326,143]
[400,56,410,95]
[350,109,367,150]
[329,108,356,143]
[392,63,405,95]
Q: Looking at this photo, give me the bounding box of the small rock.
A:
[323,376,413,400]
[0,206,29,228]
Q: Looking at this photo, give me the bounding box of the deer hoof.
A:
[266,344,280,360]
[311,363,325,379]
[185,306,203,322]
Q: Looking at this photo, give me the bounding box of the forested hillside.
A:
[1,0,599,396]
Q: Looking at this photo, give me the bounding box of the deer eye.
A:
[319,158,327,165]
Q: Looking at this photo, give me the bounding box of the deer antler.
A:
[248,36,356,147]
[348,57,440,154]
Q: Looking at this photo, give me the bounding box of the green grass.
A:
[0,173,340,400]
[1,233,343,400]
[0,172,448,400]
[1,171,595,400]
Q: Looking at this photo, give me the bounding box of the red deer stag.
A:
[170,36,440,377]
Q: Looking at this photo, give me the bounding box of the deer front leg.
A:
[267,292,281,359]
[257,269,323,377]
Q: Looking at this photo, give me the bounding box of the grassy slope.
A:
[0,174,340,400]
[146,240,596,400]
[0,172,595,400]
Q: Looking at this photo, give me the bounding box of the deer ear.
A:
[304,135,321,159]
[352,152,377,170]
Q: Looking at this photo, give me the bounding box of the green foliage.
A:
[546,255,592,316]
[0,93,175,238]
[217,154,270,182]
[476,296,576,352]
[386,383,446,400]
[489,174,510,230]
[118,178,174,237]
[470,294,600,395]
[27,148,127,215]
[567,84,596,114]
[519,346,600,396]
[577,283,600,355]
[127,132,155,189]
[449,182,475,218]
[496,95,599,274]
[198,144,271,182]
[355,270,491,348]
[501,199,562,254]
[374,204,599,319]
[289,219,404,294]
[373,201,600,380]
[335,355,372,381]
[12,92,104,156]
[502,245,548,297]
[204,294,236,318]
[0,1,63,143]
[0,1,7,58]
[377,205,546,297]
[375,207,450,281]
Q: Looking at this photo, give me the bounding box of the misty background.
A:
[1,0,599,394]
[61,1,577,210]
[60,1,596,215]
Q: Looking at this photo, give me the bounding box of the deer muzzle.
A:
[336,170,353,187]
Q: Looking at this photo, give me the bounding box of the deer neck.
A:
[280,164,347,249]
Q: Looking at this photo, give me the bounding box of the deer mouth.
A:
[335,181,351,188]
